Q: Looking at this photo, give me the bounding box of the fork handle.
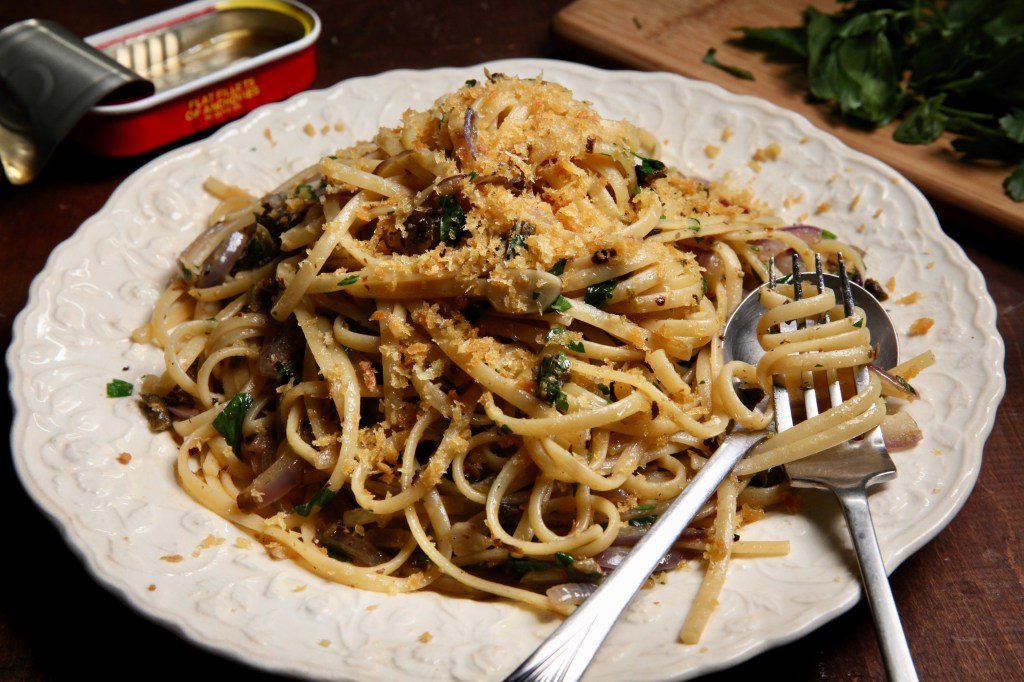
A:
[503,429,765,682]
[833,486,919,682]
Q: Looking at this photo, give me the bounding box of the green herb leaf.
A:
[736,0,1024,202]
[1005,162,1024,201]
[295,487,337,516]
[633,153,667,186]
[437,194,467,245]
[536,352,571,414]
[628,515,658,528]
[337,274,360,286]
[544,327,585,352]
[555,551,574,566]
[584,281,617,308]
[702,47,754,80]
[212,392,252,454]
[737,25,808,61]
[548,259,567,276]
[547,295,572,313]
[276,359,299,384]
[894,95,949,144]
[505,220,534,260]
[106,378,133,398]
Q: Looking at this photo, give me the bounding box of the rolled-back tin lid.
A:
[0,18,153,185]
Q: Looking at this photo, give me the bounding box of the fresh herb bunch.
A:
[736,0,1024,201]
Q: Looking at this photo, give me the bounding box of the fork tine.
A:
[837,254,872,395]
[767,256,794,432]
[791,254,822,421]
[815,257,845,408]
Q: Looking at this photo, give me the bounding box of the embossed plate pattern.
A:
[8,59,1005,681]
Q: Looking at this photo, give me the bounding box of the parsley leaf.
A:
[702,47,754,80]
[294,487,337,516]
[437,194,467,245]
[106,378,133,398]
[545,327,585,352]
[546,295,572,313]
[212,392,252,454]
[536,352,571,413]
[337,274,360,286]
[584,281,617,308]
[505,220,534,260]
[633,154,666,186]
[737,0,1024,202]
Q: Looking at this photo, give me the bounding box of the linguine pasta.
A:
[132,73,922,643]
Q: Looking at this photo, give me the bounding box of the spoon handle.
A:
[503,429,766,682]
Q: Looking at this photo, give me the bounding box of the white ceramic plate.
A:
[8,59,1005,681]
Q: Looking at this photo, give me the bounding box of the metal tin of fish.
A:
[73,0,320,157]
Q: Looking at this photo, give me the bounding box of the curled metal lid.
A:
[0,19,153,184]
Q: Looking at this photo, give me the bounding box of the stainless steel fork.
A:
[771,253,918,682]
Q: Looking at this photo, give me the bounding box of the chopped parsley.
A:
[555,551,575,566]
[548,258,567,276]
[545,327,585,352]
[702,47,755,80]
[505,220,534,260]
[893,374,918,396]
[584,281,617,308]
[212,392,252,454]
[628,515,659,528]
[633,153,667,186]
[821,229,838,239]
[294,487,337,516]
[437,193,467,245]
[337,274,360,286]
[276,359,299,384]
[536,351,571,413]
[547,295,572,313]
[106,378,133,398]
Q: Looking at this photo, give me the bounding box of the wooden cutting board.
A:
[554,0,1023,235]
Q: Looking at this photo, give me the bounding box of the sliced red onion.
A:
[781,224,824,245]
[751,238,791,262]
[546,582,598,608]
[463,107,479,160]
[321,527,390,566]
[435,173,467,196]
[751,225,825,266]
[196,229,250,288]
[594,544,691,572]
[697,250,723,284]
[612,524,708,547]
[237,452,306,512]
[259,327,305,380]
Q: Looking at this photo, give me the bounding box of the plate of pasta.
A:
[8,59,1004,681]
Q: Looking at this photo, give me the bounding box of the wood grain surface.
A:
[0,1,1021,681]
[554,0,1024,234]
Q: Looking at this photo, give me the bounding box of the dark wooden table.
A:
[1,2,1021,680]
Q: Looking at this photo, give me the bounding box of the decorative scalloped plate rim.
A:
[8,59,1006,681]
